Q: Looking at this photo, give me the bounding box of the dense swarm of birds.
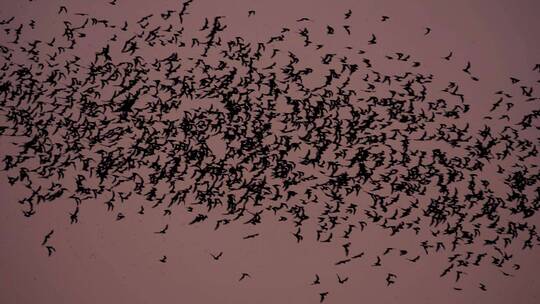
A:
[0,1,539,301]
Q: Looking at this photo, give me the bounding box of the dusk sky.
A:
[1,1,539,303]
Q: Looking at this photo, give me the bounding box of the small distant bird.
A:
[46,245,56,256]
[319,292,329,303]
[41,230,54,246]
[155,224,168,234]
[239,273,251,281]
[292,227,303,243]
[386,273,397,286]
[337,274,349,284]
[463,61,472,74]
[210,252,223,260]
[326,25,334,35]
[383,247,394,255]
[443,51,453,60]
[116,212,125,220]
[408,255,420,262]
[368,34,377,45]
[243,233,259,239]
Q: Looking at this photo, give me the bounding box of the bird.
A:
[155,224,169,234]
[463,61,472,74]
[243,233,259,239]
[408,256,420,263]
[335,258,351,266]
[326,25,334,35]
[319,292,329,303]
[41,230,54,246]
[292,227,303,243]
[443,51,453,60]
[386,273,397,286]
[46,245,56,256]
[337,274,349,284]
[368,34,377,44]
[342,242,351,256]
[383,247,394,255]
[210,252,223,260]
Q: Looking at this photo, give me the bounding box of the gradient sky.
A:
[1,1,539,303]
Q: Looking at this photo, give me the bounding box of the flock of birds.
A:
[1,1,539,302]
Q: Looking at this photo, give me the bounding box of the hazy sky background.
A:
[1,1,539,303]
